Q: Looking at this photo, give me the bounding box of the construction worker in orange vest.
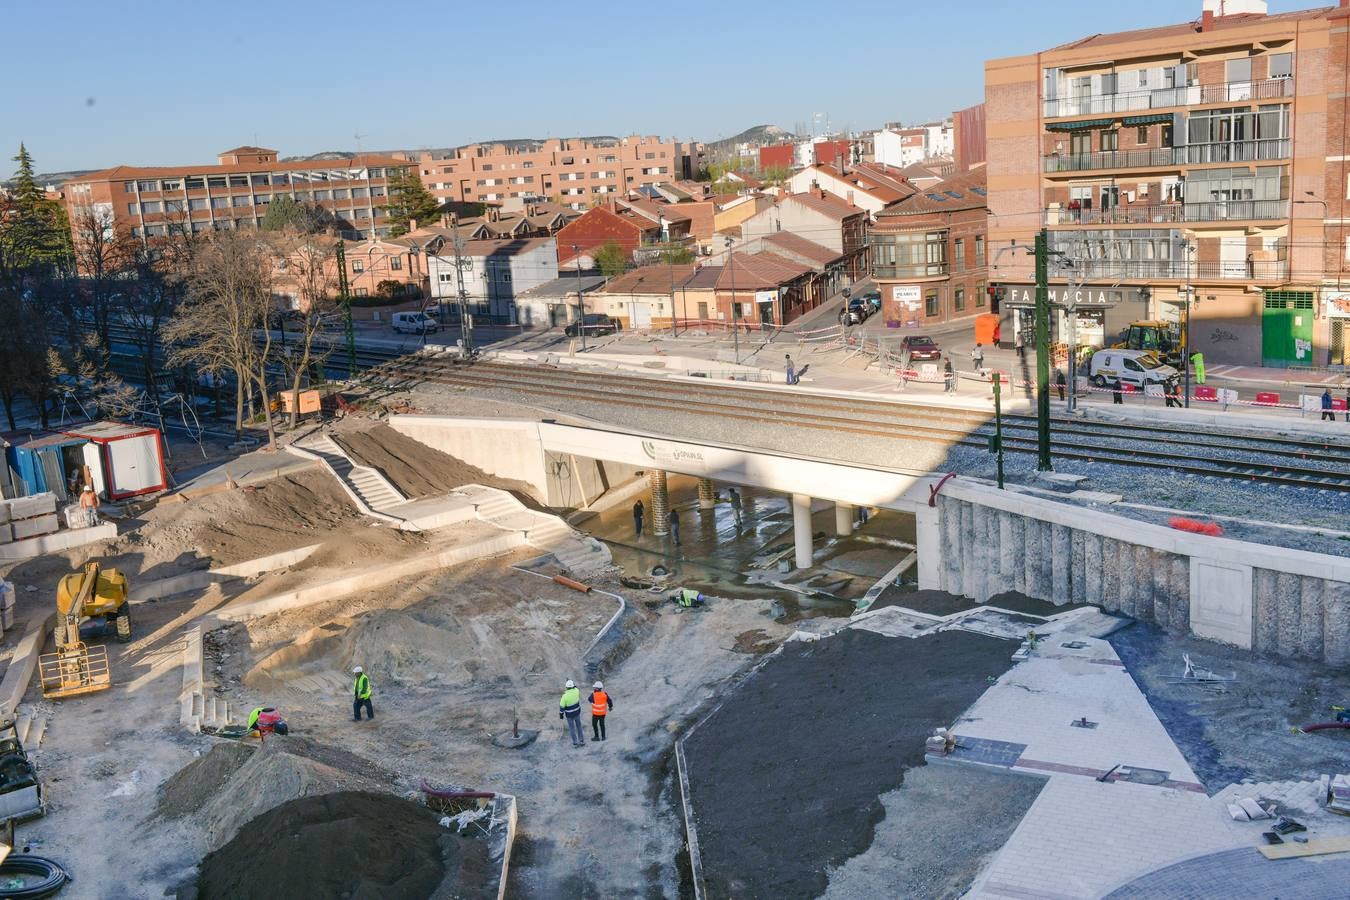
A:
[588,681,613,742]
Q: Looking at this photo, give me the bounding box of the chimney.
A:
[409,219,417,232]
[1200,9,1213,30]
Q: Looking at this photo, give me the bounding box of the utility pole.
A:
[992,371,1005,489]
[725,237,739,364]
[1033,229,1053,471]
[451,215,473,355]
[334,239,357,377]
[572,243,587,351]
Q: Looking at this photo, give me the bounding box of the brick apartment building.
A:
[61,146,411,245]
[871,169,990,328]
[416,136,696,210]
[985,0,1350,366]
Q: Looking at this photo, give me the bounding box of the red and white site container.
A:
[60,422,168,500]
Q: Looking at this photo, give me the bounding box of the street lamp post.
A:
[725,236,739,364]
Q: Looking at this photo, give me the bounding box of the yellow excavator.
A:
[38,562,131,699]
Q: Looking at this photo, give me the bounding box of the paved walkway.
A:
[1104,846,1350,899]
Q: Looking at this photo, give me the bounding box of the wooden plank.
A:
[1258,836,1350,859]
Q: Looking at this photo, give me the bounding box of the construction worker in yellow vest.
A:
[352,666,374,721]
[559,679,584,747]
[247,706,265,733]
[676,588,705,608]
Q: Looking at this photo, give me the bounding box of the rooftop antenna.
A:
[354,131,366,159]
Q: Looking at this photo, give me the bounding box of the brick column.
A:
[649,470,670,536]
[697,478,716,510]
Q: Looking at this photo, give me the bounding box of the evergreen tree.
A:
[260,194,335,234]
[381,167,441,237]
[0,143,71,284]
[594,241,629,277]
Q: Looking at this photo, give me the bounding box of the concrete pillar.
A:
[1101,539,1121,614]
[1276,572,1301,658]
[834,503,854,537]
[1299,578,1325,660]
[1151,552,1171,631]
[649,470,670,536]
[697,478,716,510]
[1323,581,1350,666]
[916,502,941,590]
[1084,534,1104,607]
[960,501,977,600]
[1008,514,1026,595]
[1052,525,1072,607]
[792,493,813,570]
[1170,557,1190,631]
[1253,569,1279,654]
[1134,546,1154,623]
[1070,532,1086,606]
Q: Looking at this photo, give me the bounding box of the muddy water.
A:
[578,475,918,622]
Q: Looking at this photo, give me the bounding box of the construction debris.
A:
[1160,653,1237,685]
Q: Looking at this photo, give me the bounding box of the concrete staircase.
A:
[456,484,611,576]
[287,435,412,527]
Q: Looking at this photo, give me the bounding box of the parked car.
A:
[1089,349,1177,389]
[838,305,859,326]
[861,289,881,313]
[900,335,941,362]
[391,311,439,335]
[565,313,619,337]
[842,296,874,322]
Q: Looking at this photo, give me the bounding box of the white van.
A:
[1089,349,1177,389]
[391,312,438,335]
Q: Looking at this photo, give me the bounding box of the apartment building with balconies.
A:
[417,136,696,211]
[985,0,1348,367]
[60,146,412,248]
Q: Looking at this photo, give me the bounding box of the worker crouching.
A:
[588,681,613,742]
[559,679,584,747]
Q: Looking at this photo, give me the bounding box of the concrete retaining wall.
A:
[388,416,551,501]
[936,481,1350,665]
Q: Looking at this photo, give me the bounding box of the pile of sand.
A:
[243,608,480,692]
[334,423,541,502]
[196,791,493,900]
[157,741,387,851]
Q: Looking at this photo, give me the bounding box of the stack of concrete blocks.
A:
[0,493,59,544]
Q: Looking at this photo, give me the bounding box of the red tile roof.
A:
[69,154,410,184]
[876,168,987,218]
[759,232,842,266]
[597,263,698,295]
[783,191,864,221]
[1049,7,1333,52]
[716,251,812,290]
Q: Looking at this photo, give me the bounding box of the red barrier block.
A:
[1254,391,1279,405]
[1194,386,1218,402]
[1120,382,1137,392]
[1334,398,1349,411]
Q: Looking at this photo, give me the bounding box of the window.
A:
[139,200,162,214]
[355,287,368,297]
[1137,69,1148,88]
[229,175,249,187]
[185,177,204,190]
[165,199,184,213]
[439,272,454,284]
[123,181,135,193]
[953,238,965,271]
[924,288,938,317]
[372,186,386,197]
[211,197,229,210]
[127,203,138,215]
[271,174,289,186]
[138,180,157,192]
[369,168,384,178]
[251,174,269,187]
[255,194,271,205]
[352,187,368,198]
[232,195,251,207]
[1161,124,1174,148]
[481,164,493,171]
[1100,72,1117,95]
[954,287,965,311]
[208,176,226,188]
[1269,53,1293,79]
[1344,236,1350,262]
[976,281,986,307]
[313,190,331,200]
[1226,57,1252,84]
[189,198,207,211]
[352,259,365,273]
[1137,125,1149,144]
[1099,129,1118,152]
[390,256,402,271]
[974,235,985,266]
[332,188,350,199]
[161,179,183,191]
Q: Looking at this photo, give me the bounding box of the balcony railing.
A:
[1043,139,1289,173]
[872,263,949,280]
[1043,77,1294,119]
[1045,199,1289,226]
[1052,258,1288,281]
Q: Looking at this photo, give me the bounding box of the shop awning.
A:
[1046,118,1115,132]
[1123,113,1173,125]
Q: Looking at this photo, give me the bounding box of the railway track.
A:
[369,357,1350,493]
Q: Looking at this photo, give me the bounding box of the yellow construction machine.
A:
[38,562,131,699]
[1114,321,1184,366]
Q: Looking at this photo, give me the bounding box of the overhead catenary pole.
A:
[452,214,473,355]
[334,239,357,377]
[572,243,587,351]
[1033,228,1052,471]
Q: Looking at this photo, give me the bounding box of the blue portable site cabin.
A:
[1,431,90,501]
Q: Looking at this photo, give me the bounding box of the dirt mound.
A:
[333,423,541,502]
[244,608,478,693]
[196,790,494,900]
[156,742,255,820]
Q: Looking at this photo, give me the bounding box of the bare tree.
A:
[164,230,278,447]
[271,234,336,429]
[66,205,138,356]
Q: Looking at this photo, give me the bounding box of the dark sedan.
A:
[900,335,941,362]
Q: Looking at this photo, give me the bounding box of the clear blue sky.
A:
[0,0,1315,174]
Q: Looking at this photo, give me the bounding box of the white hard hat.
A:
[82,485,93,492]
[565,679,575,688]
[352,666,363,674]
[593,681,603,690]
